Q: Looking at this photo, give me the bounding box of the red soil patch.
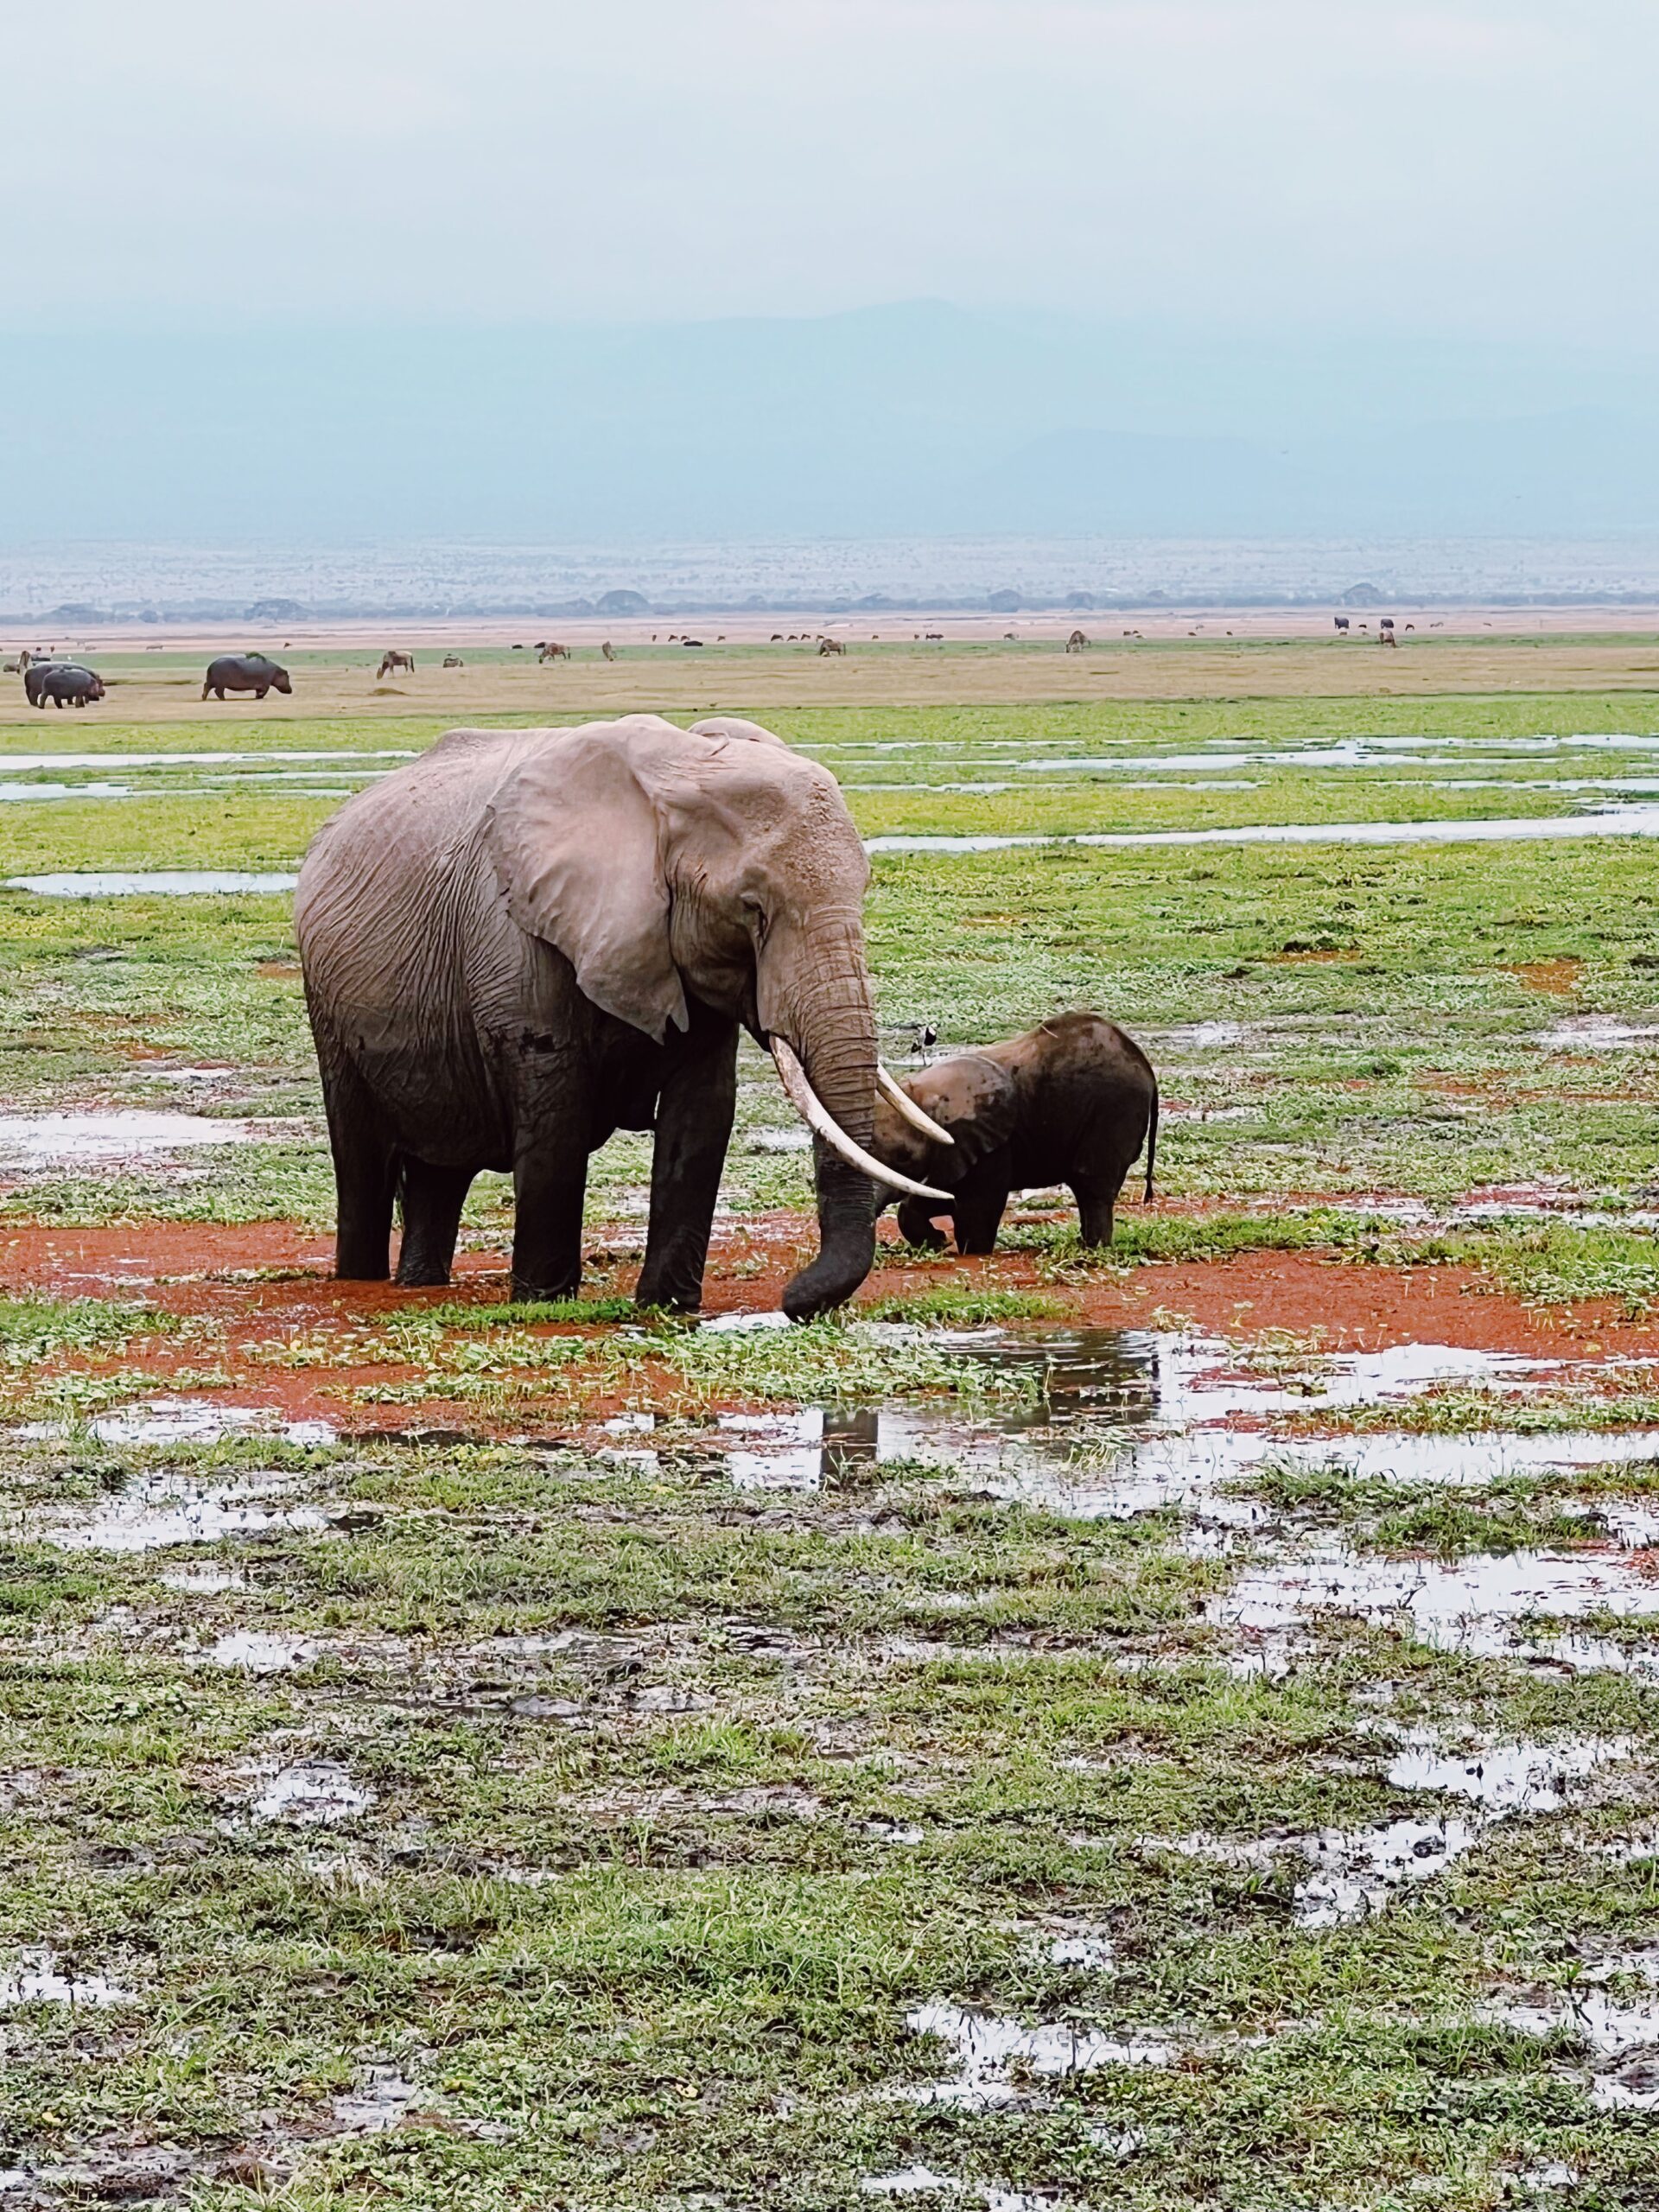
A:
[1502,958,1585,995]
[3,1211,1656,1445]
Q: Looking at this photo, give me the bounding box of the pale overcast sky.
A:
[4,0,1654,346]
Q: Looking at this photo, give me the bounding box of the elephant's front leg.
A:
[635,1015,738,1310]
[896,1196,950,1250]
[511,1132,590,1302]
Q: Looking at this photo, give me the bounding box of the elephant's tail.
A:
[1143,1082,1158,1205]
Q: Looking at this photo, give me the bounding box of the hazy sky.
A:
[5,0,1655,346]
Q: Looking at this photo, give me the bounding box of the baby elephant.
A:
[872,1011,1158,1254]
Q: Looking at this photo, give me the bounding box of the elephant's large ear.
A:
[908,1055,1018,1168]
[485,721,690,1044]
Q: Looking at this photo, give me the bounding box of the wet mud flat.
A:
[5,1274,1659,2206]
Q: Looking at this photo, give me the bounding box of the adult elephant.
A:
[202,652,292,700]
[295,714,949,1319]
[27,664,105,708]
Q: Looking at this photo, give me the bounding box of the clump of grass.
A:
[859,1287,1063,1325]
[423,1296,637,1328]
[0,1296,162,1363]
[632,1315,1042,1408]
[1465,1224,1659,1318]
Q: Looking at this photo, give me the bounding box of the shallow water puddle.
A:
[1159,1734,1632,1928]
[0,1947,132,2008]
[900,2000,1174,2108]
[27,1464,330,1554]
[331,2069,432,2133]
[161,1563,248,1592]
[251,1760,374,1825]
[202,1630,317,1674]
[1210,1547,1659,1651]
[865,805,1659,855]
[1482,1988,1659,2111]
[0,749,414,771]
[31,1396,337,1449]
[0,1110,255,1164]
[714,1326,1655,1523]
[1540,1014,1659,1050]
[4,870,299,897]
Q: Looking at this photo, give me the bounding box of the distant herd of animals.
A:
[1,620,1440,707]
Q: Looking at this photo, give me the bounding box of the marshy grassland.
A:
[5,642,1659,2208]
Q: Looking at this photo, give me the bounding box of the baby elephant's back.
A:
[994,1012,1156,1181]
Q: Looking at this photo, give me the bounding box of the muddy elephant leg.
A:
[396,1159,474,1287]
[510,1140,589,1302]
[635,1014,738,1311]
[952,1184,1009,1255]
[321,1058,397,1281]
[1072,1173,1125,1248]
[896,1197,949,1249]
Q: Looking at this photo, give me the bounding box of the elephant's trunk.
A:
[761,910,885,1322]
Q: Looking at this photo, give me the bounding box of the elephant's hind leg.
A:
[396,1160,474,1287]
[1071,1178,1122,1248]
[321,1056,397,1281]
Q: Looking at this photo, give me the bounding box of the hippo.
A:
[202,652,292,701]
[27,664,105,709]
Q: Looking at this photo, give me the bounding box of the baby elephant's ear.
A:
[909,1055,1018,1167]
[486,725,690,1044]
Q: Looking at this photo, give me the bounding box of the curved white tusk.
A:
[770,1039,953,1205]
[877,1063,955,1147]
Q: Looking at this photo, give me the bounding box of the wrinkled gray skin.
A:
[202,653,292,700]
[872,1012,1158,1254]
[295,714,885,1319]
[27,664,105,708]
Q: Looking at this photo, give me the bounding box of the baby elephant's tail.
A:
[1143,1081,1159,1205]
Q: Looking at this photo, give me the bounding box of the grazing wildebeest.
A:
[1333,615,1351,632]
[1065,629,1088,652]
[817,637,846,656]
[442,654,464,669]
[601,641,616,662]
[202,653,291,701]
[378,651,416,678]
[28,664,105,709]
[681,638,704,649]
[1379,617,1395,632]
[924,631,943,641]
[537,642,570,663]
[771,633,784,642]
